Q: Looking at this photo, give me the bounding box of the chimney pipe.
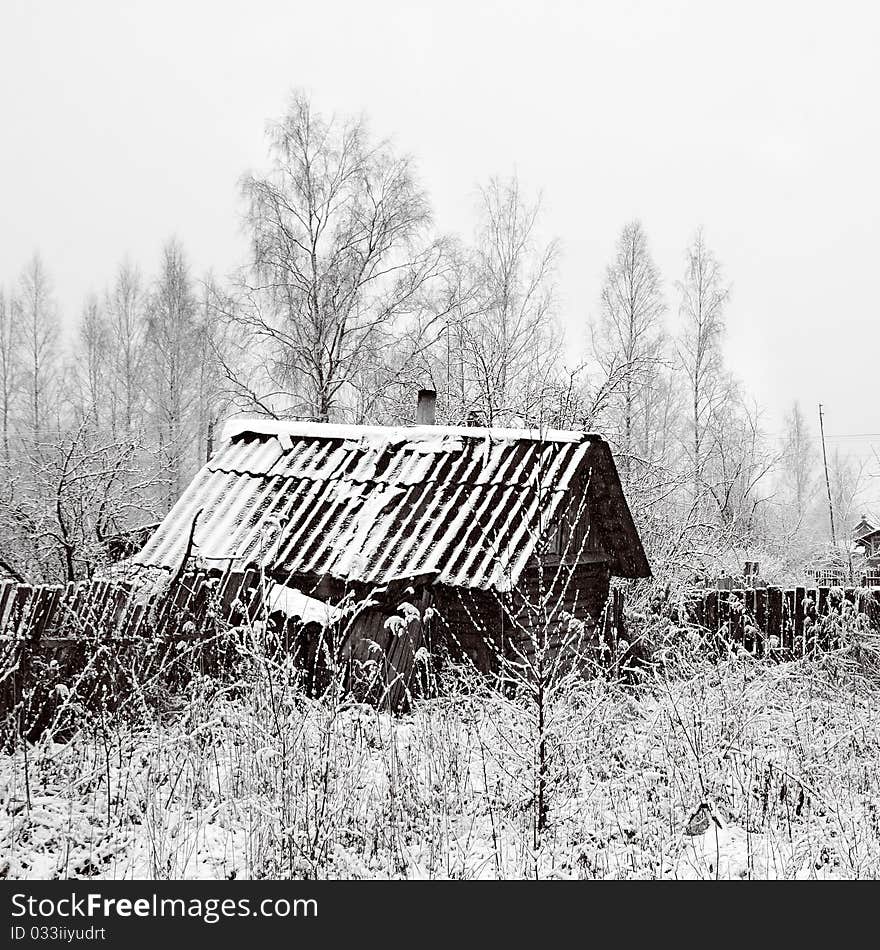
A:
[416,388,436,425]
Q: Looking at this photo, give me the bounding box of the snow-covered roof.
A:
[133,417,650,590]
[854,514,880,543]
[222,418,586,445]
[266,581,341,626]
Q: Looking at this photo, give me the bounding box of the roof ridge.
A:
[221,417,596,445]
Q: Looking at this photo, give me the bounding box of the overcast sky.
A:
[1,0,878,479]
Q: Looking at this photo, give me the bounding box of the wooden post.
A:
[729,591,744,647]
[754,588,766,657]
[794,587,805,656]
[744,588,756,654]
[818,404,837,549]
[706,590,719,640]
[768,587,783,655]
[806,589,819,653]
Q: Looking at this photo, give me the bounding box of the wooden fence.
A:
[680,586,880,656]
[691,574,770,590]
[0,569,261,647]
[0,569,267,733]
[1,570,632,719]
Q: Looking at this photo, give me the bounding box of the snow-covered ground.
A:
[2,650,879,880]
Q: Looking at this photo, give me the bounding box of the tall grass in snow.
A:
[3,604,880,879]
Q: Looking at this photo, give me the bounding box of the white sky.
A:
[1,0,878,481]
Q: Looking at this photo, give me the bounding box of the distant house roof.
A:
[133,419,650,591]
[854,514,880,544]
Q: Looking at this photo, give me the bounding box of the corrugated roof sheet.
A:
[133,421,641,591]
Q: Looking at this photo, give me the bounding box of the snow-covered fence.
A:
[0,569,263,735]
[0,569,261,645]
[1,567,632,735]
[680,586,880,656]
[690,574,770,590]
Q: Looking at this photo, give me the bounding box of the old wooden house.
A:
[130,394,650,705]
[854,515,880,585]
[854,515,880,559]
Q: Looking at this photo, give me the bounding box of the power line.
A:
[762,430,880,440]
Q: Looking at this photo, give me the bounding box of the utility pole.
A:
[818,403,837,548]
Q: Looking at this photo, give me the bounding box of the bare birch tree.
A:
[145,239,200,507]
[75,293,109,428]
[826,450,865,580]
[237,92,449,422]
[703,389,776,535]
[676,230,730,501]
[0,289,20,461]
[781,401,817,513]
[17,253,59,442]
[444,176,559,426]
[593,220,666,470]
[105,259,146,438]
[195,275,233,462]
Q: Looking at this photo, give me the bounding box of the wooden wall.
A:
[430,560,615,676]
[2,561,625,725]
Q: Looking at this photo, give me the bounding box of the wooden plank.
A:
[218,569,249,624]
[80,580,106,635]
[809,586,820,650]
[705,590,718,638]
[806,588,819,653]
[754,587,766,657]
[767,587,783,654]
[115,585,139,637]
[11,584,34,637]
[108,582,133,632]
[122,600,143,638]
[243,568,263,622]
[687,591,704,628]
[189,572,210,630]
[743,588,756,654]
[825,588,843,648]
[614,588,623,657]
[793,587,805,656]
[53,582,78,635]
[0,580,16,631]
[716,590,728,644]
[67,582,89,634]
[30,586,62,642]
[728,591,744,646]
[150,586,171,636]
[87,580,108,631]
[782,589,793,655]
[96,580,117,633]
[166,578,193,632]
